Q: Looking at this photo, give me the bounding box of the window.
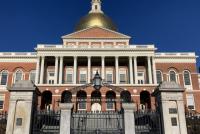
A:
[0,71,8,85]
[29,70,36,83]
[119,69,127,84]
[106,91,116,110]
[169,71,177,82]
[79,70,87,84]
[120,74,126,84]
[0,94,4,110]
[186,94,195,110]
[184,71,191,86]
[156,71,163,84]
[14,70,23,83]
[66,68,73,84]
[106,69,113,83]
[47,71,55,84]
[138,72,145,84]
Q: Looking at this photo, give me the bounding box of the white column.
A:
[148,57,153,84]
[59,56,64,84]
[129,56,134,84]
[152,57,157,84]
[35,57,40,84]
[101,56,105,80]
[115,56,119,84]
[88,56,91,83]
[54,56,59,84]
[73,56,77,84]
[134,57,138,84]
[39,56,45,84]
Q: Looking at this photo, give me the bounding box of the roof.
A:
[62,26,131,39]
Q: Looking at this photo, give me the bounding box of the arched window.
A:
[0,70,8,85]
[156,71,163,84]
[169,71,177,82]
[29,70,36,83]
[77,90,87,111]
[14,70,23,83]
[91,91,101,112]
[91,90,101,104]
[41,91,52,110]
[184,71,191,86]
[61,91,72,103]
[120,91,131,103]
[106,91,116,110]
[140,91,151,110]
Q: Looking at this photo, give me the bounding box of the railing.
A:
[186,112,200,134]
[32,110,61,134]
[71,111,125,134]
[0,111,7,134]
[134,110,162,134]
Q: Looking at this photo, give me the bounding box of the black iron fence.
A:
[134,110,162,134]
[71,111,125,134]
[0,111,7,134]
[186,112,200,134]
[32,110,61,134]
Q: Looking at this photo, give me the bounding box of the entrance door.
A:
[91,103,101,112]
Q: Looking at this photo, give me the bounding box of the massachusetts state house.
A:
[0,0,199,112]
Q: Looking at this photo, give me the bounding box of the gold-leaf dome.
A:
[75,13,117,31]
[74,0,117,31]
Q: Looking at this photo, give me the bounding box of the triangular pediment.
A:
[62,26,131,39]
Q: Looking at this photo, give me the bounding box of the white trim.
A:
[183,70,193,90]
[168,70,179,84]
[0,70,9,86]
[12,69,25,84]
[156,70,163,84]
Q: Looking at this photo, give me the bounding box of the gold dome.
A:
[75,13,117,31]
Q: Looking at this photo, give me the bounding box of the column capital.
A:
[41,56,45,59]
[87,56,91,59]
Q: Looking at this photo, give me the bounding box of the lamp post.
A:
[93,71,102,90]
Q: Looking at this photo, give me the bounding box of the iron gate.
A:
[71,111,125,134]
[0,111,7,134]
[32,110,61,134]
[134,110,162,134]
[186,112,200,134]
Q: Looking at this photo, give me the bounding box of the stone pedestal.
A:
[152,82,187,134]
[122,103,136,134]
[6,81,39,134]
[59,103,73,134]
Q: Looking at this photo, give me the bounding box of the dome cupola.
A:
[75,0,117,31]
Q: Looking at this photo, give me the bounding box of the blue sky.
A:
[0,0,199,68]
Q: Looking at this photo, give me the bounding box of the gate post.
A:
[59,103,73,134]
[122,103,136,134]
[6,80,39,134]
[152,81,187,134]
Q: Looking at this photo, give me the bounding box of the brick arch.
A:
[12,67,26,72]
[167,67,179,73]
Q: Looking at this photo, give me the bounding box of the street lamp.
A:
[93,71,102,90]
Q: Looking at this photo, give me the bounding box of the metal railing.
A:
[134,110,162,134]
[0,111,7,134]
[31,110,61,134]
[186,111,200,134]
[71,111,125,134]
